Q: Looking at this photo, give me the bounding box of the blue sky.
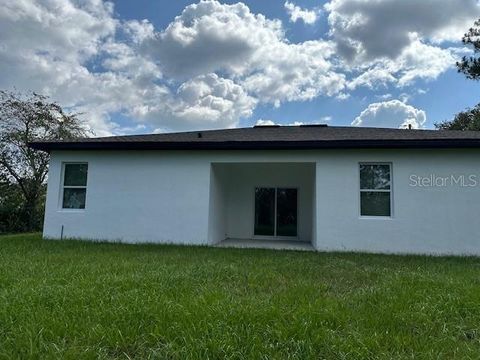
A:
[113,0,479,128]
[1,0,479,135]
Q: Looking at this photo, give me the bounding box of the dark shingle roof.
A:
[29,125,480,151]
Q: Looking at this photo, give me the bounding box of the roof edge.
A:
[28,139,480,152]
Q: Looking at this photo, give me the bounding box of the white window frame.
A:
[359,162,393,219]
[60,162,88,211]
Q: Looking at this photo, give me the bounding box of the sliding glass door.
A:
[276,188,298,236]
[254,187,297,238]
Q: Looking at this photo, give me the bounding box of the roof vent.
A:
[253,124,281,128]
[299,124,328,128]
[197,132,202,138]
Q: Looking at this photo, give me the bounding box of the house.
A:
[30,124,480,255]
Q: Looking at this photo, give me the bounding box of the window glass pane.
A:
[254,188,275,236]
[63,188,86,209]
[360,164,390,190]
[64,164,88,186]
[361,191,391,216]
[276,188,297,237]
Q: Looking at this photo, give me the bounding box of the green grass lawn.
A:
[1,234,480,359]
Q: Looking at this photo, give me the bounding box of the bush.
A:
[0,181,45,233]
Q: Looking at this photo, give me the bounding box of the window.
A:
[62,163,88,209]
[359,163,392,217]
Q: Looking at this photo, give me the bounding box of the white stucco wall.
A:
[207,165,227,244]
[315,149,480,255]
[44,151,212,244]
[43,148,480,255]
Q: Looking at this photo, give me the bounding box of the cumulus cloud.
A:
[325,0,480,61]
[326,0,479,90]
[347,43,459,90]
[352,100,427,129]
[284,2,320,25]
[0,0,348,134]
[143,1,283,78]
[255,119,305,126]
[241,40,345,105]
[255,119,276,126]
[124,19,155,44]
[347,66,396,90]
[255,117,332,126]
[136,74,257,131]
[394,39,460,86]
[143,1,345,105]
[0,0,474,135]
[0,0,160,135]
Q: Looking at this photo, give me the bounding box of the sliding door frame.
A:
[252,186,299,240]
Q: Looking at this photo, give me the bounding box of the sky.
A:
[0,0,479,136]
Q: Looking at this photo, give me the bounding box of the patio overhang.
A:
[207,162,316,248]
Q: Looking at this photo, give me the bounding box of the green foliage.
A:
[0,180,24,233]
[0,181,45,233]
[435,103,480,131]
[0,90,88,233]
[2,234,480,359]
[447,19,480,131]
[457,19,480,80]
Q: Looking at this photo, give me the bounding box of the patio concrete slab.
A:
[216,238,315,251]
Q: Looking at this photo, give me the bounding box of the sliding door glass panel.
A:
[254,188,275,236]
[276,188,297,237]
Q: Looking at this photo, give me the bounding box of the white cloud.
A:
[398,93,410,104]
[143,1,284,79]
[241,40,346,104]
[142,1,345,105]
[0,0,262,134]
[347,66,396,90]
[0,0,126,134]
[352,100,427,129]
[394,39,459,87]
[0,0,348,134]
[376,93,393,100]
[336,92,350,100]
[284,1,320,25]
[325,0,480,61]
[327,0,479,90]
[0,0,473,135]
[255,119,276,126]
[347,38,461,90]
[137,73,257,131]
[124,19,155,44]
[255,117,332,126]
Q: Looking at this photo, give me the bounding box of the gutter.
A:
[28,139,480,152]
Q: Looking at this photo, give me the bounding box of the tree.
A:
[436,19,480,130]
[0,174,26,233]
[457,19,480,80]
[435,104,480,131]
[0,90,88,232]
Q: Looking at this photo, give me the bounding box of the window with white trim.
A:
[359,163,392,217]
[62,163,88,209]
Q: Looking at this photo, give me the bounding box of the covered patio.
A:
[208,162,316,248]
